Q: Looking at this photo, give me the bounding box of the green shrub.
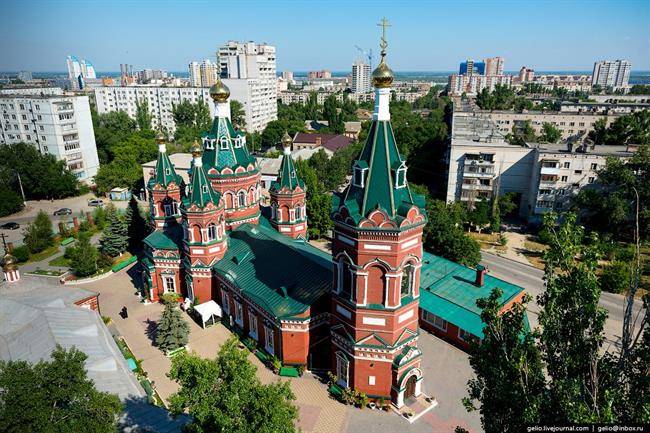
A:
[12,245,30,262]
[600,261,630,294]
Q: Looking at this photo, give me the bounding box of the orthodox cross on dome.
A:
[377,17,391,57]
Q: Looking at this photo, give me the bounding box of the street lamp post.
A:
[15,171,26,206]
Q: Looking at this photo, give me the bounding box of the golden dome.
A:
[372,58,394,88]
[209,79,230,102]
[190,140,202,157]
[2,253,17,271]
[155,131,166,144]
[281,131,292,148]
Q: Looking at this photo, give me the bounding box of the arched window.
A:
[340,259,354,299]
[238,191,246,207]
[204,138,214,150]
[164,200,179,217]
[295,206,302,220]
[220,137,229,150]
[207,223,217,241]
[401,264,414,297]
[271,203,277,220]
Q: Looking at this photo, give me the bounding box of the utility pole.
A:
[15,170,26,205]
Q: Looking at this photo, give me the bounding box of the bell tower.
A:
[148,132,183,231]
[182,141,228,304]
[329,18,427,408]
[269,132,307,239]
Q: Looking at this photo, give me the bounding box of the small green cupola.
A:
[184,141,221,209]
[270,132,304,193]
[149,132,183,189]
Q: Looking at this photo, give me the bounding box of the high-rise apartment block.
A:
[188,59,219,87]
[308,70,332,80]
[459,59,485,76]
[66,56,96,90]
[216,41,278,131]
[351,61,371,93]
[281,71,294,83]
[592,60,631,90]
[485,57,504,76]
[518,66,535,83]
[0,90,100,182]
[17,71,33,82]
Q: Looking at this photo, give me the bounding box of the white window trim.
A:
[264,325,274,355]
[234,300,243,327]
[395,166,407,189]
[353,166,368,187]
[458,328,472,342]
[163,276,175,293]
[221,291,230,315]
[336,352,350,388]
[248,312,258,340]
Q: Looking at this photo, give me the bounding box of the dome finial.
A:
[210,50,230,102]
[190,139,202,158]
[372,17,394,89]
[281,130,292,153]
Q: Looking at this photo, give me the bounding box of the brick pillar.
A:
[58,222,66,235]
[7,242,14,252]
[73,217,79,231]
[86,211,94,226]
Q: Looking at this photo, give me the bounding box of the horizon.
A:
[2,0,649,73]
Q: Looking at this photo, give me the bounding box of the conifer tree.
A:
[23,210,54,253]
[69,232,98,277]
[155,301,189,353]
[124,197,149,253]
[99,205,128,257]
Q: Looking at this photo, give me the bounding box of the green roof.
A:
[143,230,181,250]
[183,161,221,209]
[201,116,256,173]
[333,120,425,225]
[270,151,304,192]
[150,148,183,189]
[419,252,525,339]
[212,223,331,319]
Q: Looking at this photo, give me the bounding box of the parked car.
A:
[0,222,20,230]
[53,208,73,216]
[88,199,104,207]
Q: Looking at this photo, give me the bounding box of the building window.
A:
[340,260,354,299]
[401,264,414,297]
[561,176,568,182]
[264,325,274,355]
[164,201,179,217]
[395,165,407,189]
[458,328,474,342]
[352,164,367,187]
[205,138,214,150]
[207,224,217,241]
[295,206,302,220]
[574,170,582,175]
[563,162,570,169]
[220,137,229,150]
[423,311,448,331]
[234,301,243,326]
[163,276,175,293]
[591,163,598,170]
[221,291,230,315]
[248,312,258,340]
[238,191,246,207]
[336,352,350,388]
[588,177,595,183]
[368,376,376,386]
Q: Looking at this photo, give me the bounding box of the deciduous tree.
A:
[0,345,122,433]
[23,210,54,253]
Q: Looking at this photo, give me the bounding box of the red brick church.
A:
[140,29,524,408]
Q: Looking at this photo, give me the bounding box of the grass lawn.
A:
[468,232,500,250]
[48,255,71,267]
[521,237,548,270]
[25,245,60,264]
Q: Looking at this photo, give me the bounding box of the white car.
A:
[88,199,104,207]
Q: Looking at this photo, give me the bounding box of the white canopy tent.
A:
[193,300,222,328]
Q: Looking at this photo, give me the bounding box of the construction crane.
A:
[354,45,373,70]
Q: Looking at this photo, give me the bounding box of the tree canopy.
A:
[0,345,122,433]
[23,210,54,254]
[168,337,298,433]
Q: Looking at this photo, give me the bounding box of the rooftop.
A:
[419,252,525,338]
[213,222,332,319]
[293,132,353,152]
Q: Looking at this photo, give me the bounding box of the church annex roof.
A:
[212,223,331,319]
[419,252,526,339]
[143,230,182,251]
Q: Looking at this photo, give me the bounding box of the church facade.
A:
[141,37,426,407]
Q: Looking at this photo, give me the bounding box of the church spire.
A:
[187,141,220,208]
[271,132,303,192]
[152,132,181,188]
[334,19,424,225]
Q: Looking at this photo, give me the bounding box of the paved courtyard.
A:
[86,264,481,433]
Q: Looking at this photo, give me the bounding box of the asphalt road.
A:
[480,252,645,350]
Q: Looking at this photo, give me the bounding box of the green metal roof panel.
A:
[151,150,183,188]
[419,251,525,338]
[185,162,221,208]
[337,120,424,224]
[270,152,305,192]
[143,230,181,250]
[202,116,256,172]
[213,223,332,318]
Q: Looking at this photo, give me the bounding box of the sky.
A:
[2,0,649,73]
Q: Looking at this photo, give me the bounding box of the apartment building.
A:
[592,60,631,90]
[94,86,213,133]
[217,41,277,131]
[0,92,100,182]
[66,56,96,90]
[484,110,619,140]
[559,100,650,114]
[484,57,504,76]
[445,110,635,220]
[352,61,371,93]
[528,143,636,219]
[448,74,512,96]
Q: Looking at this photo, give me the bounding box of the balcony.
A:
[463,167,494,178]
[461,182,493,191]
[540,166,560,176]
